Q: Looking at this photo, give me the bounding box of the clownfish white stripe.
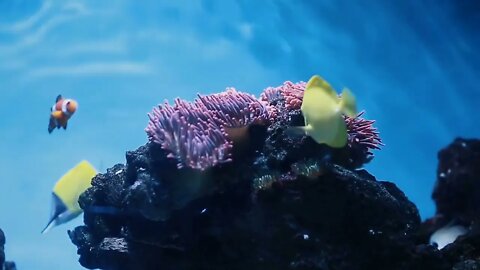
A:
[62,99,71,116]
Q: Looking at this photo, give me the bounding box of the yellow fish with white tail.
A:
[42,160,97,234]
[288,75,357,148]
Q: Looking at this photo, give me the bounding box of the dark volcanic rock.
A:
[417,138,480,269]
[68,90,423,270]
[70,136,480,270]
[0,228,17,270]
[70,138,421,269]
[453,259,480,270]
[72,89,480,270]
[433,138,480,223]
[0,229,4,266]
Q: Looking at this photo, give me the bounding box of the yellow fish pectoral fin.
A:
[307,117,348,148]
[285,124,314,137]
[327,120,348,148]
[285,126,307,137]
[339,88,357,117]
[328,129,348,148]
[306,75,337,99]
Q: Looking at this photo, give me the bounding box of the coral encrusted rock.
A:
[414,138,480,269]
[433,138,480,224]
[70,149,419,270]
[0,228,16,270]
[69,81,415,270]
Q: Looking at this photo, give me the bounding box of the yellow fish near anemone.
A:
[42,160,97,234]
[288,75,357,148]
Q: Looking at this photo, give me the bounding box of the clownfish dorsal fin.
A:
[55,95,63,103]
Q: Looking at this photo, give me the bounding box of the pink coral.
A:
[260,81,306,119]
[345,111,384,154]
[196,88,269,127]
[146,99,233,170]
[146,89,270,171]
[147,80,383,170]
[270,81,306,110]
[260,86,282,103]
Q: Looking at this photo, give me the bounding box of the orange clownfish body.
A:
[48,95,78,134]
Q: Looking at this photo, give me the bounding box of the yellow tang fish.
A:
[289,75,357,148]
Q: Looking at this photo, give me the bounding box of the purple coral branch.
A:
[265,81,306,110]
[260,81,306,119]
[146,99,233,170]
[196,88,270,127]
[147,80,383,171]
[345,111,384,153]
[146,88,270,171]
[260,86,283,103]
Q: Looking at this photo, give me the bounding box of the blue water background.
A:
[0,1,478,269]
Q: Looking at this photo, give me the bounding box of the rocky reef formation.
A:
[0,228,17,270]
[68,79,480,269]
[433,138,480,224]
[415,138,480,269]
[71,145,419,270]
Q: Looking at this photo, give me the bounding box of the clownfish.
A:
[48,95,78,133]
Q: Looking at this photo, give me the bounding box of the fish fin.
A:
[42,193,65,233]
[51,111,63,118]
[339,88,357,117]
[48,117,56,133]
[285,125,314,137]
[306,75,337,99]
[41,218,57,234]
[55,95,63,103]
[328,126,348,148]
[285,126,306,136]
[57,118,67,130]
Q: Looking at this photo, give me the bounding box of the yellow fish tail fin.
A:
[339,88,357,117]
[306,75,336,98]
[41,219,56,234]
